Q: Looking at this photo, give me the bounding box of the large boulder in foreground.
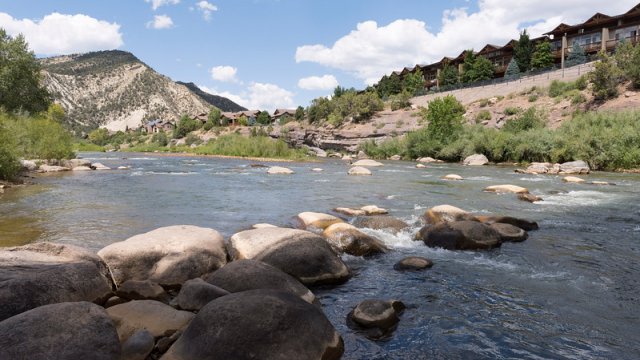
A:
[559,160,590,174]
[228,228,351,286]
[463,154,489,166]
[0,242,114,321]
[416,221,502,250]
[161,290,344,360]
[323,223,388,256]
[97,225,227,287]
[348,299,405,340]
[204,259,316,304]
[106,300,194,342]
[0,302,121,360]
[424,204,473,224]
[352,215,409,234]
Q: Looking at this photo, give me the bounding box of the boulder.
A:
[525,162,552,174]
[228,228,351,286]
[348,299,405,339]
[118,166,130,170]
[19,159,38,171]
[72,166,93,171]
[518,193,543,202]
[394,256,433,271]
[115,280,168,302]
[484,184,529,194]
[348,166,372,176]
[389,155,402,161]
[161,290,344,360]
[175,278,229,311]
[415,164,426,168]
[295,211,343,231]
[443,174,463,181]
[0,242,114,321]
[475,215,539,231]
[559,160,590,174]
[341,155,353,161]
[92,162,111,170]
[267,166,294,175]
[563,176,586,183]
[463,154,489,166]
[424,204,472,224]
[417,221,502,250]
[490,223,528,243]
[322,223,388,257]
[0,302,121,360]
[417,157,439,163]
[252,223,278,229]
[361,205,388,215]
[352,216,409,234]
[63,159,92,168]
[39,164,70,172]
[351,159,384,167]
[204,259,315,304]
[121,329,155,360]
[106,300,194,342]
[334,207,366,217]
[105,296,128,308]
[97,225,227,287]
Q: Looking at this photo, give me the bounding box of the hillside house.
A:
[272,109,296,123]
[191,112,208,125]
[220,112,238,125]
[142,119,174,133]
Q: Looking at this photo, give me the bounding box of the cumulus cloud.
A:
[298,75,339,90]
[146,14,174,29]
[195,1,218,21]
[145,0,180,11]
[199,83,294,111]
[0,12,123,55]
[295,0,639,84]
[210,65,239,82]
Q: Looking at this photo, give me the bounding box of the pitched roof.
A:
[273,108,296,116]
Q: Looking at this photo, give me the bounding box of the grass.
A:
[74,141,105,152]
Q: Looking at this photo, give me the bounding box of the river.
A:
[1,152,639,359]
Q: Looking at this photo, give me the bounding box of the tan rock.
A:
[415,164,426,168]
[463,154,489,166]
[267,166,294,175]
[518,193,543,202]
[351,159,384,167]
[106,300,194,342]
[424,205,471,224]
[92,162,111,170]
[484,185,529,194]
[322,223,388,256]
[311,168,324,172]
[252,223,279,229]
[361,205,388,215]
[417,157,439,163]
[348,166,372,176]
[443,174,463,181]
[334,207,366,217]
[39,165,70,172]
[296,212,343,231]
[72,166,92,171]
[563,176,585,183]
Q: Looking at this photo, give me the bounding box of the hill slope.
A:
[176,82,246,112]
[40,50,243,133]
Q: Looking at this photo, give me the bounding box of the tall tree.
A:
[439,62,459,87]
[461,50,477,83]
[566,41,587,67]
[208,107,221,123]
[294,106,305,121]
[0,28,51,113]
[472,56,495,81]
[256,110,271,125]
[504,58,521,79]
[514,30,533,72]
[402,68,424,95]
[530,41,554,70]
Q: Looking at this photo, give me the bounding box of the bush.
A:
[184,133,202,146]
[590,52,622,100]
[424,95,465,142]
[0,122,20,180]
[174,115,199,138]
[190,134,306,160]
[389,91,412,111]
[504,107,521,116]
[503,107,545,133]
[475,110,492,122]
[359,138,407,159]
[151,131,168,146]
[528,94,539,102]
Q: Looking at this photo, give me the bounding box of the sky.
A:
[1,0,638,111]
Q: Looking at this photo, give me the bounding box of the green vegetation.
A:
[504,107,521,116]
[590,52,622,100]
[548,77,588,98]
[614,39,640,88]
[375,74,402,98]
[514,30,533,72]
[151,131,168,146]
[438,62,459,87]
[174,114,200,138]
[475,110,492,123]
[307,89,383,125]
[389,91,412,111]
[295,106,305,121]
[530,41,554,70]
[566,42,587,67]
[257,111,271,125]
[187,134,306,159]
[504,58,521,79]
[462,50,495,83]
[402,68,425,96]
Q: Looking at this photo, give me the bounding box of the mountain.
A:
[177,82,247,112]
[39,50,244,133]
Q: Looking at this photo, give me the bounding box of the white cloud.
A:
[210,65,239,82]
[199,83,294,111]
[145,0,180,11]
[0,12,123,56]
[196,1,218,21]
[146,14,174,29]
[298,75,339,90]
[295,0,639,85]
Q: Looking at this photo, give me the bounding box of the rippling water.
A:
[1,152,639,359]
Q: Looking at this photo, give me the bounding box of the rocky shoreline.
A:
[0,203,539,360]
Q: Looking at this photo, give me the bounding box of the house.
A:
[272,109,296,123]
[142,119,174,134]
[191,112,208,125]
[220,112,238,125]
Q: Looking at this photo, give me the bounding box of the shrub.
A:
[424,95,465,143]
[590,52,623,100]
[0,122,20,180]
[389,91,412,111]
[504,107,521,116]
[151,131,168,146]
[478,98,489,107]
[475,110,492,122]
[503,107,545,133]
[568,90,587,104]
[528,94,539,102]
[203,120,214,131]
[184,133,202,146]
[174,115,199,138]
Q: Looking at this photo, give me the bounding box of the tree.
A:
[333,86,347,98]
[472,56,495,82]
[151,130,168,146]
[615,39,640,88]
[439,62,459,87]
[590,52,622,100]
[378,74,402,97]
[530,41,554,70]
[0,121,20,180]
[208,107,221,123]
[46,103,65,122]
[295,106,305,121]
[566,41,587,67]
[0,29,51,113]
[257,111,271,125]
[88,128,111,146]
[425,95,465,143]
[461,50,477,83]
[174,114,198,138]
[514,30,533,72]
[504,58,521,79]
[402,68,425,95]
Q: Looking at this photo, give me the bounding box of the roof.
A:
[221,112,238,119]
[273,108,296,116]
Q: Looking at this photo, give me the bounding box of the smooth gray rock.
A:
[0,301,120,360]
[348,299,405,339]
[0,242,114,321]
[161,289,344,360]
[417,221,502,250]
[121,329,155,360]
[490,223,529,243]
[352,215,409,234]
[559,160,590,174]
[204,259,315,304]
[463,154,489,166]
[394,256,433,271]
[476,215,539,231]
[98,225,227,287]
[107,300,194,342]
[322,223,388,256]
[116,280,168,302]
[175,278,229,311]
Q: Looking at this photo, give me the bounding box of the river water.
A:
[1,152,639,359]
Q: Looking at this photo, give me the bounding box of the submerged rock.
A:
[475,215,539,231]
[0,242,114,321]
[352,215,409,234]
[228,227,351,286]
[0,302,121,360]
[348,299,405,339]
[463,154,489,166]
[107,300,194,342]
[204,259,315,304]
[417,221,502,250]
[322,223,388,256]
[161,290,344,360]
[518,193,543,202]
[97,225,227,287]
[394,256,433,271]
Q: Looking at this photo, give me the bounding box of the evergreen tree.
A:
[472,56,495,81]
[504,58,521,79]
[514,30,533,72]
[295,106,305,121]
[531,41,554,70]
[461,50,477,83]
[402,68,424,95]
[256,111,271,125]
[439,63,459,87]
[566,41,587,67]
[207,107,221,123]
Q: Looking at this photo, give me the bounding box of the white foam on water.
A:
[634,226,640,232]
[314,179,330,183]
[420,174,433,178]
[379,169,410,173]
[80,157,120,160]
[466,176,493,181]
[386,195,396,199]
[146,171,198,176]
[539,190,619,206]
[458,255,519,271]
[360,228,422,249]
[414,204,427,210]
[518,177,551,182]
[128,157,158,161]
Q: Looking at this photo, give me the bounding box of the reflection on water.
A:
[2,152,640,359]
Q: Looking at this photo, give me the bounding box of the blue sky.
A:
[1,0,638,110]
